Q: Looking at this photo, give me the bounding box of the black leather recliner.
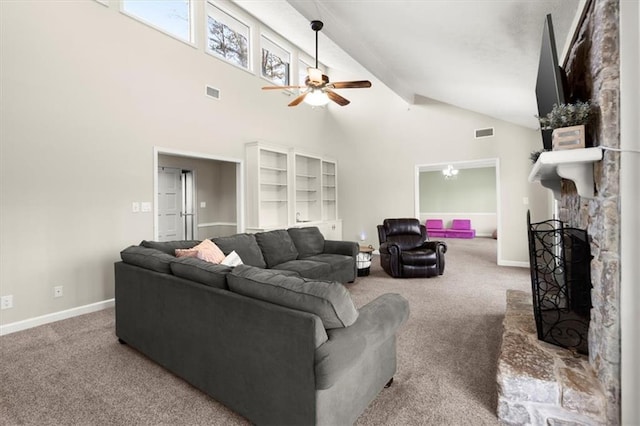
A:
[377,218,447,278]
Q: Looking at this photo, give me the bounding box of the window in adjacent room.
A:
[261,35,290,86]
[122,0,193,43]
[206,3,250,70]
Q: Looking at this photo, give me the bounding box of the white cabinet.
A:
[246,143,290,231]
[318,219,342,240]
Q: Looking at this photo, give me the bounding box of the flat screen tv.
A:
[536,14,567,150]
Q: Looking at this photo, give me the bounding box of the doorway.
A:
[154,147,244,241]
[414,158,501,263]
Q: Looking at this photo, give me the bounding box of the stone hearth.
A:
[497,290,606,425]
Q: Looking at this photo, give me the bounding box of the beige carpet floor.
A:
[0,237,531,425]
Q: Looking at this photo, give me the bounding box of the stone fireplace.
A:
[560,0,620,422]
[498,1,621,424]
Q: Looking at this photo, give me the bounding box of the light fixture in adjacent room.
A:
[442,165,459,179]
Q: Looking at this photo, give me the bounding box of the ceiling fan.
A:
[262,20,372,107]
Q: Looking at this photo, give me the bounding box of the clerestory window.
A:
[206,3,250,70]
[261,35,290,86]
[122,0,193,43]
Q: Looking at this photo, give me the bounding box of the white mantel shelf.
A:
[528,147,603,200]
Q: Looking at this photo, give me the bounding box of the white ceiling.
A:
[236,0,583,129]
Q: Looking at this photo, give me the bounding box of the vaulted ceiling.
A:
[237,0,584,129]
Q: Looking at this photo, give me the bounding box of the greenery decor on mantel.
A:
[537,101,593,151]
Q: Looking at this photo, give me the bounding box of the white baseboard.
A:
[498,259,530,268]
[0,299,115,336]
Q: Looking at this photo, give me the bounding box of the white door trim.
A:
[153,147,245,239]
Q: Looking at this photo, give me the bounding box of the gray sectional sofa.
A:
[115,226,410,425]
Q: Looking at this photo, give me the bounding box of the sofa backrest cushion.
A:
[213,233,266,269]
[381,219,426,251]
[120,246,175,273]
[425,219,444,229]
[170,257,231,289]
[451,219,471,230]
[383,218,422,236]
[140,240,201,255]
[254,230,299,268]
[228,265,358,329]
[287,227,325,258]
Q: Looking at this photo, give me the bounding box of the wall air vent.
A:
[205,85,221,100]
[475,127,494,138]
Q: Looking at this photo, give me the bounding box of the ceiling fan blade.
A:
[288,92,309,107]
[327,80,372,89]
[326,90,350,106]
[262,85,306,90]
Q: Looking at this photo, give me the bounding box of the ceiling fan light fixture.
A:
[261,19,371,107]
[308,67,323,84]
[304,89,330,106]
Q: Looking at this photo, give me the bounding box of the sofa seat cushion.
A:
[303,254,354,274]
[287,227,325,257]
[445,229,476,239]
[228,265,358,329]
[120,246,175,273]
[169,257,232,289]
[254,229,299,268]
[427,230,447,238]
[273,260,332,280]
[140,240,201,255]
[400,249,437,266]
[213,234,266,269]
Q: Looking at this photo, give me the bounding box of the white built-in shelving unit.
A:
[293,151,322,223]
[246,142,290,231]
[245,142,341,239]
[321,159,337,221]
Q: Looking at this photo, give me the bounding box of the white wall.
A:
[620,0,640,423]
[0,0,549,326]
[0,1,331,326]
[322,69,549,264]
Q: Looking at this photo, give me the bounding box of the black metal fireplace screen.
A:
[526,211,592,355]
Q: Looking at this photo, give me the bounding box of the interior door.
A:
[158,167,183,241]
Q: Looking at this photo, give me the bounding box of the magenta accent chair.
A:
[445,219,476,239]
[425,219,447,238]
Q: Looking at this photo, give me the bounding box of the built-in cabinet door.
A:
[318,220,342,240]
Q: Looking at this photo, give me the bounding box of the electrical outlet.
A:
[1,295,13,310]
[54,286,63,298]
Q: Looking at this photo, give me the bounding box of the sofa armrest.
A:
[323,240,359,257]
[420,241,447,274]
[421,240,447,254]
[314,293,410,390]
